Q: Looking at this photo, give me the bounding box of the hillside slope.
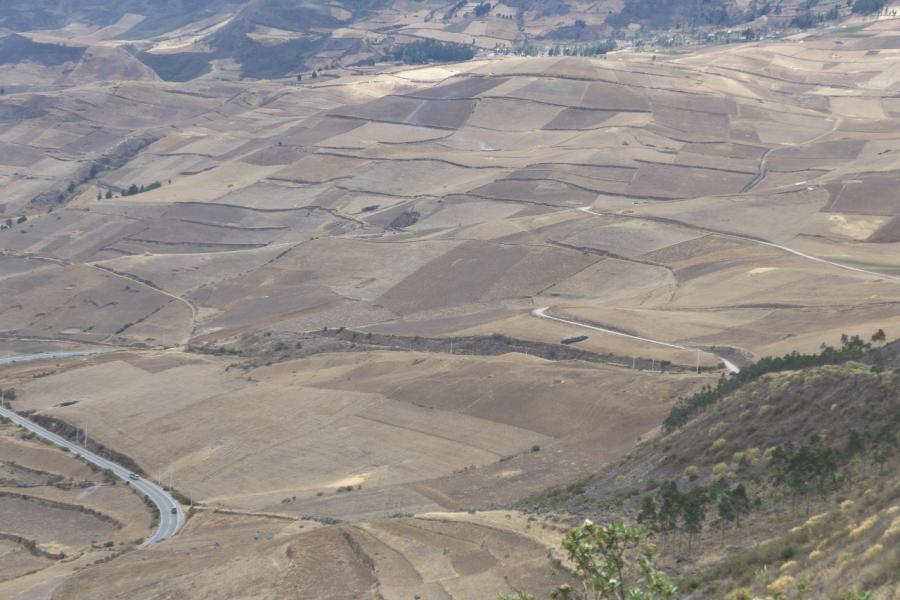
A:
[521,353,900,598]
[0,0,881,80]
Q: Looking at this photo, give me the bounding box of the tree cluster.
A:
[770,436,840,513]
[511,43,540,56]
[121,181,162,197]
[444,0,466,21]
[474,2,492,17]
[392,39,475,65]
[845,417,900,473]
[767,425,896,517]
[635,422,897,551]
[790,4,839,29]
[637,479,751,550]
[547,40,616,57]
[852,0,887,15]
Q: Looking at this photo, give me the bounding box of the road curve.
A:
[741,114,842,194]
[533,307,741,374]
[561,204,898,375]
[0,406,184,547]
[577,207,900,282]
[0,353,184,547]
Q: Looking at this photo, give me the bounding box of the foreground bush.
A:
[498,521,676,600]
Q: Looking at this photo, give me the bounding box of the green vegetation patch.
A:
[665,332,885,431]
[392,39,475,64]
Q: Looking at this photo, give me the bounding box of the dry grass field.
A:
[50,509,575,600]
[1,12,900,600]
[3,349,706,523]
[3,31,899,362]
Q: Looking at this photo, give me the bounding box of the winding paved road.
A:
[539,203,898,373]
[0,352,183,547]
[533,307,741,374]
[0,351,100,367]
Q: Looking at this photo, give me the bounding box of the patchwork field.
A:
[1,15,900,600]
[51,509,572,600]
[3,36,899,364]
[3,349,707,522]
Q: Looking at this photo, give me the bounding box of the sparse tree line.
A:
[96,180,161,199]
[637,479,752,552]
[664,330,887,431]
[547,40,616,57]
[12,153,167,213]
[790,3,840,29]
[0,532,66,560]
[0,216,27,231]
[92,179,165,200]
[474,2,492,17]
[54,161,107,205]
[119,181,162,197]
[640,413,897,549]
[646,360,898,553]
